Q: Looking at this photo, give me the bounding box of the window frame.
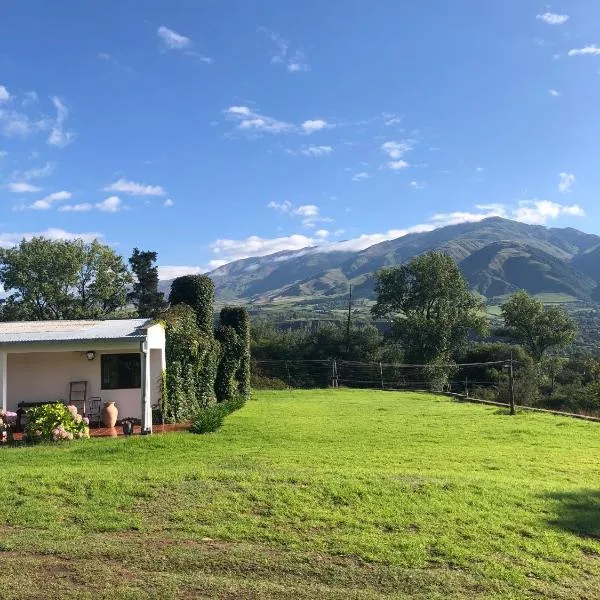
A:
[100,353,142,390]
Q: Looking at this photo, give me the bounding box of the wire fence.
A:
[252,358,515,395]
[251,359,600,421]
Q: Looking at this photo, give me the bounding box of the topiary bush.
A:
[25,403,90,443]
[220,307,251,398]
[189,404,226,434]
[215,325,242,402]
[161,304,219,421]
[169,275,215,335]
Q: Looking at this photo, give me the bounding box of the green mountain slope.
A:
[171,217,600,303]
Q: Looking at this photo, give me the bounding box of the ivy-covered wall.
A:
[161,275,251,422]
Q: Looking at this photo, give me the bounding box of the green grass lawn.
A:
[2,390,600,599]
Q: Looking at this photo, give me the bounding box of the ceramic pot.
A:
[101,401,118,428]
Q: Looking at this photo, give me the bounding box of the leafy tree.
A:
[128,248,167,318]
[371,252,488,364]
[500,291,577,360]
[169,275,215,334]
[0,237,132,320]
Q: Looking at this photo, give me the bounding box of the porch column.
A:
[0,351,6,413]
[140,339,152,434]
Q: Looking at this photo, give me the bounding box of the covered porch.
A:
[0,319,166,434]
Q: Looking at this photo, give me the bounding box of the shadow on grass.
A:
[544,490,600,539]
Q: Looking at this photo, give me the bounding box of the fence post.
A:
[509,356,516,415]
[465,377,469,398]
[285,360,292,389]
[331,359,337,388]
[379,362,384,390]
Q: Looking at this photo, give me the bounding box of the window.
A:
[101,354,141,390]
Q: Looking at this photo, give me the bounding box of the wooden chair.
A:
[69,381,88,415]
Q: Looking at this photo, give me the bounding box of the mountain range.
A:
[168,218,600,304]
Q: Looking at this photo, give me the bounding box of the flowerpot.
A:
[101,401,118,428]
[122,421,134,436]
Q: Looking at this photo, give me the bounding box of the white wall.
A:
[5,348,160,420]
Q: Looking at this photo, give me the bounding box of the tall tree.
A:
[500,291,577,360]
[0,237,132,320]
[372,252,488,364]
[128,248,167,318]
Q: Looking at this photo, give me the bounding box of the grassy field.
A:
[1,390,600,599]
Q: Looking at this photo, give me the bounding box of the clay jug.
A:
[101,401,118,428]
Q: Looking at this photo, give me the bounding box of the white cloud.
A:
[296,145,332,157]
[157,265,206,280]
[409,181,425,190]
[224,105,293,135]
[19,161,55,181]
[96,196,124,212]
[224,107,329,136]
[536,12,569,25]
[183,51,213,64]
[0,107,48,138]
[287,50,309,73]
[212,234,316,262]
[382,140,413,169]
[6,182,41,193]
[258,28,309,73]
[0,86,10,102]
[512,200,584,225]
[0,150,7,158]
[351,172,370,182]
[558,172,576,194]
[384,117,402,126]
[381,141,412,159]
[227,106,252,116]
[568,45,600,57]
[47,96,74,147]
[301,119,327,134]
[163,198,174,207]
[315,229,329,238]
[294,204,319,217]
[58,203,93,212]
[208,201,586,266]
[157,26,191,50]
[0,228,101,248]
[388,160,409,170]
[104,178,166,196]
[267,200,293,214]
[22,190,72,211]
[269,201,331,227]
[549,89,560,97]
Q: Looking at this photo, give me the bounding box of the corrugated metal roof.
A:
[0,319,152,344]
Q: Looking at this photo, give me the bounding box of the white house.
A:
[0,319,166,433]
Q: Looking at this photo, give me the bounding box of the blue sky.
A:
[1,1,600,278]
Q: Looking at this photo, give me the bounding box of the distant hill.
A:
[161,218,600,304]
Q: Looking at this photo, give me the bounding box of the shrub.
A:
[0,410,17,444]
[250,371,288,390]
[189,404,226,434]
[469,386,499,403]
[222,394,247,415]
[25,403,90,443]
